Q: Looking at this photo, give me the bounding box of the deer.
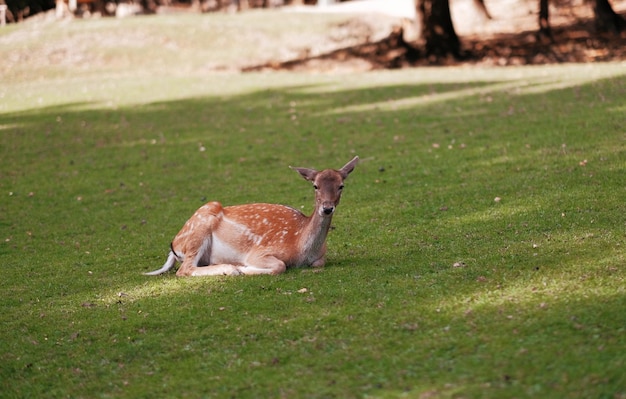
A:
[145,156,359,277]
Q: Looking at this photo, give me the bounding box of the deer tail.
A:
[144,244,180,276]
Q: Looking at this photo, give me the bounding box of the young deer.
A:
[145,156,359,277]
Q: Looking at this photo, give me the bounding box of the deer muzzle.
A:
[321,203,336,215]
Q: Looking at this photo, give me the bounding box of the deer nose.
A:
[322,205,335,215]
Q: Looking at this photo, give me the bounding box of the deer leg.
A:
[177,256,244,276]
[175,236,244,276]
[189,264,244,276]
[173,205,222,276]
[175,236,213,276]
[237,254,287,275]
[176,257,201,276]
[311,256,326,268]
[187,255,286,276]
[177,230,249,276]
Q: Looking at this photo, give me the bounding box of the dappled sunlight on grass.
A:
[96,275,226,306]
[320,81,514,115]
[316,64,626,117]
[440,259,624,311]
[609,104,626,114]
[448,202,537,227]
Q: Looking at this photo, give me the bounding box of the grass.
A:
[1,11,626,399]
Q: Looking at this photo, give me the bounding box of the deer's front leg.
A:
[311,256,326,268]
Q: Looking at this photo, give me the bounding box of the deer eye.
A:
[313,184,319,190]
[339,185,344,190]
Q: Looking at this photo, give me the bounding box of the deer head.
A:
[291,156,359,217]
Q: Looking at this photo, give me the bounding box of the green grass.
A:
[1,12,626,399]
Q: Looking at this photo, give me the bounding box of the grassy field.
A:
[1,11,626,399]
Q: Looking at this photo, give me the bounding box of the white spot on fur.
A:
[243,229,262,246]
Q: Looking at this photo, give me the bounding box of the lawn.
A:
[1,11,625,399]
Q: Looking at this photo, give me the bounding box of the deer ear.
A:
[338,156,359,179]
[290,166,318,182]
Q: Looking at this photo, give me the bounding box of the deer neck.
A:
[300,208,333,255]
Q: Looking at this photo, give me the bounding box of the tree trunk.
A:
[416,0,460,58]
[139,0,157,13]
[592,0,624,33]
[538,0,552,38]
